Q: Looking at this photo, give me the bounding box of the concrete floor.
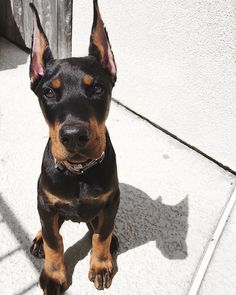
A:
[0,37,236,295]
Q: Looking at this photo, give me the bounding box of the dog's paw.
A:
[30,237,45,259]
[88,255,118,290]
[40,268,67,295]
[88,234,119,290]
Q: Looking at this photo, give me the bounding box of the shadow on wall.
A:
[0,0,28,71]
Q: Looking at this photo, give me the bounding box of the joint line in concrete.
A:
[112,98,236,176]
[188,185,236,294]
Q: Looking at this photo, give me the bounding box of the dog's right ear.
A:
[29,3,53,88]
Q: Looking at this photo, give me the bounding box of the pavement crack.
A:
[112,98,236,176]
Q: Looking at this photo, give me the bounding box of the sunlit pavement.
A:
[0,37,236,295]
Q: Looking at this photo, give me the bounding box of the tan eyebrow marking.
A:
[83,75,94,86]
[51,78,61,89]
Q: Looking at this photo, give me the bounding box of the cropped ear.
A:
[89,0,117,83]
[29,3,53,86]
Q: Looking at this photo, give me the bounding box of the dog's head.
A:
[29,1,116,163]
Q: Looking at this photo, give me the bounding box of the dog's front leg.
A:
[88,192,120,290]
[38,205,67,294]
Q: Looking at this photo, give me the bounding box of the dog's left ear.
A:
[29,3,53,87]
[89,0,117,84]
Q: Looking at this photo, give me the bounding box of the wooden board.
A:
[0,0,26,49]
[57,0,73,58]
[0,0,73,58]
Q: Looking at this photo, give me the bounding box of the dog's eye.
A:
[43,87,55,98]
[93,84,104,96]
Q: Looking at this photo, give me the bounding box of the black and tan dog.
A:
[29,1,119,293]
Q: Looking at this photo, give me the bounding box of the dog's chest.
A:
[40,180,106,223]
[54,198,102,223]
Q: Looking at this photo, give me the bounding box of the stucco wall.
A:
[72,0,236,170]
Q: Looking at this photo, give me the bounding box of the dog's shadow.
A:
[64,183,189,286]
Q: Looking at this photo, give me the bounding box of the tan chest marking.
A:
[43,189,72,205]
[43,189,113,206]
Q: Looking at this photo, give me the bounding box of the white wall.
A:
[73,0,236,170]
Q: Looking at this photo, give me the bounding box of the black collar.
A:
[54,152,105,175]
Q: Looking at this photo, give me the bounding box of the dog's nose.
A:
[59,124,90,150]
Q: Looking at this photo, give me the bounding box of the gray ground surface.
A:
[0,37,236,295]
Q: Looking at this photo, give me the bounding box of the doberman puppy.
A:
[29,1,119,293]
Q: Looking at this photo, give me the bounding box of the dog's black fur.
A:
[29,1,119,293]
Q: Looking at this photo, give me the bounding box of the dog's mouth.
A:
[65,144,105,162]
[67,153,89,164]
[52,144,105,164]
[66,150,104,165]
[67,159,87,164]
